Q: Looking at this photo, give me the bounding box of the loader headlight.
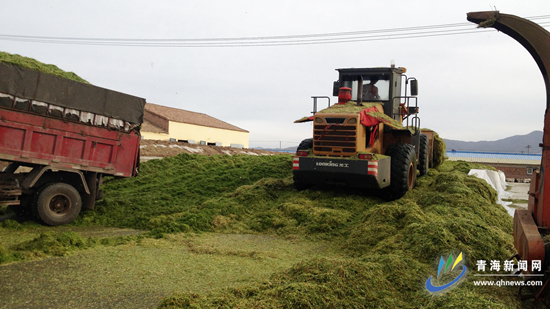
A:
[347,118,357,124]
[315,117,323,124]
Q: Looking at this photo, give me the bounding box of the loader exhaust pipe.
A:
[356,75,363,106]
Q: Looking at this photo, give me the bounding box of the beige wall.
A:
[168,121,249,148]
[141,131,170,141]
[142,121,249,148]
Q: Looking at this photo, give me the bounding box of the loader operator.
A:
[363,76,380,100]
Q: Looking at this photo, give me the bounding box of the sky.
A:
[0,0,549,149]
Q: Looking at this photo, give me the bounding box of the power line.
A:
[0,15,548,47]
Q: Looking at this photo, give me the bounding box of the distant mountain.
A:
[252,146,296,153]
[444,131,543,154]
[254,131,544,154]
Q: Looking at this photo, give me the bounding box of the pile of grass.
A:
[433,130,446,167]
[294,101,382,122]
[318,101,382,114]
[13,232,96,256]
[366,110,404,129]
[0,228,139,264]
[0,240,20,264]
[0,151,520,307]
[0,51,88,83]
[152,159,517,308]
[74,154,293,236]
[161,256,518,309]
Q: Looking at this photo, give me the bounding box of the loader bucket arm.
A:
[467,11,550,110]
[467,11,550,267]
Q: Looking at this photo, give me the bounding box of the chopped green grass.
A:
[433,131,446,167]
[0,151,521,308]
[317,101,382,114]
[0,233,341,309]
[366,110,404,129]
[154,158,516,308]
[0,51,88,83]
[0,226,143,265]
[74,154,293,235]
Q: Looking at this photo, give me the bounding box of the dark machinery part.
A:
[468,10,550,303]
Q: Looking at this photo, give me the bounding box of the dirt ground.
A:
[139,139,287,158]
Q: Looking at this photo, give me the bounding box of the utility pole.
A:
[526,145,531,154]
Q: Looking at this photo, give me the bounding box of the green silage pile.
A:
[0,51,88,83]
[0,229,139,264]
[433,131,446,167]
[75,154,294,235]
[156,159,518,308]
[1,152,519,307]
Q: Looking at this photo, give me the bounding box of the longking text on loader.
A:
[293,65,434,200]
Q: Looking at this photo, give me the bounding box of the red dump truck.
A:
[0,62,145,225]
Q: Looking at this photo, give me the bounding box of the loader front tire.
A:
[383,143,416,201]
[35,183,82,226]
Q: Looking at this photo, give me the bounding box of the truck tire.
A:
[418,134,429,176]
[383,143,416,200]
[293,138,314,191]
[8,194,34,217]
[35,183,82,226]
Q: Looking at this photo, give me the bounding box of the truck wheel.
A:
[35,183,82,226]
[418,134,429,176]
[383,143,416,200]
[8,194,34,217]
[293,138,314,191]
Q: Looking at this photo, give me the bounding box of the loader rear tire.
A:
[293,138,314,191]
[418,134,429,176]
[297,138,313,151]
[35,183,82,226]
[293,176,312,191]
[383,143,416,200]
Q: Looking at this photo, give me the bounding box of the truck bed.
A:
[0,107,140,177]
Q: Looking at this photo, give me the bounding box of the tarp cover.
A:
[0,62,145,124]
[468,169,513,210]
[359,106,381,127]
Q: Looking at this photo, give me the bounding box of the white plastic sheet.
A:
[468,169,513,209]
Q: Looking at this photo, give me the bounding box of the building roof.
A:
[446,151,541,165]
[141,120,168,134]
[144,103,248,133]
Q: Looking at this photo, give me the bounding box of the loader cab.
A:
[333,67,405,119]
[340,74,391,101]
